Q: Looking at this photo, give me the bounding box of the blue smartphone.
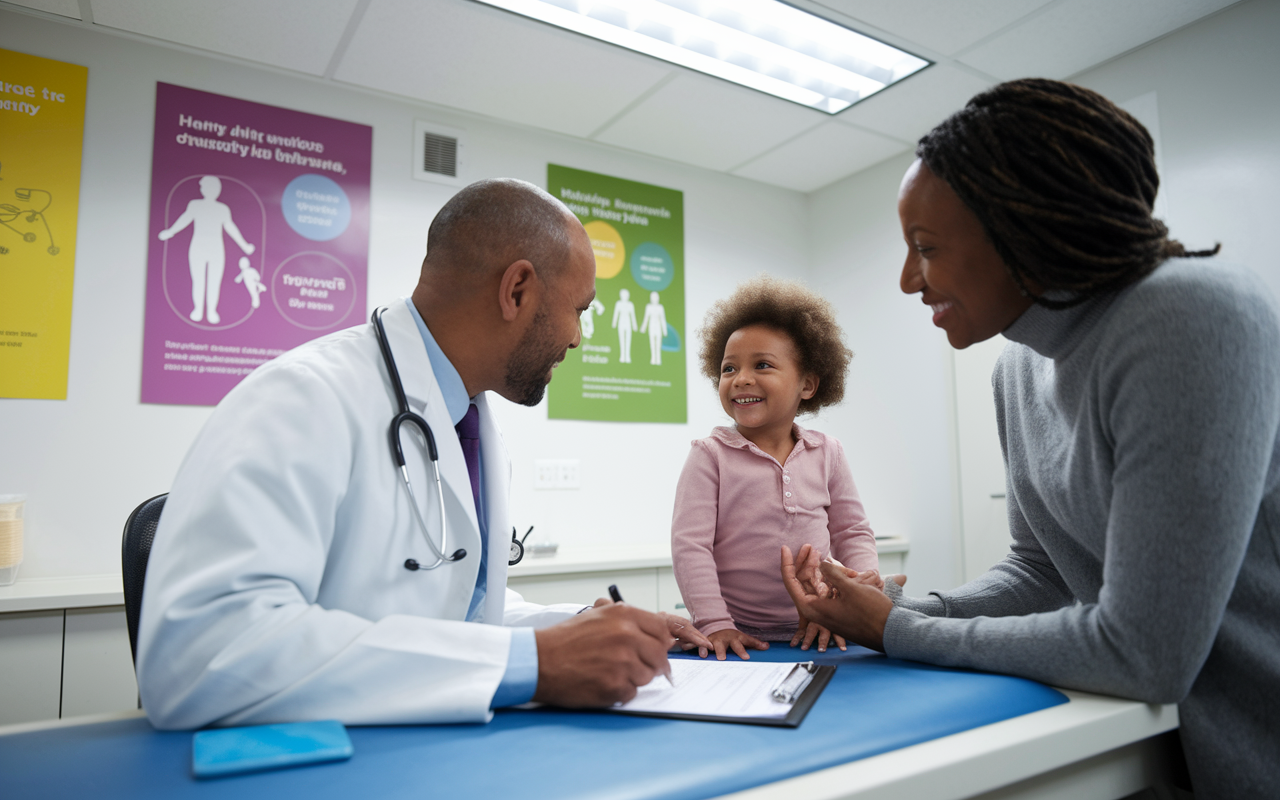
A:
[192,720,353,779]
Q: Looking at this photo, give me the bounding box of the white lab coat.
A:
[137,300,580,730]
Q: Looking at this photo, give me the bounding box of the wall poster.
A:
[141,83,371,406]
[0,48,87,400]
[547,164,686,423]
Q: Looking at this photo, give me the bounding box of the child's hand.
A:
[703,628,769,661]
[791,615,846,652]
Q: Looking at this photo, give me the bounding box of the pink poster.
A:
[141,83,371,405]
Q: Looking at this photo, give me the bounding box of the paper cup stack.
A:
[0,494,25,586]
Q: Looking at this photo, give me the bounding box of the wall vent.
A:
[413,121,466,186]
[423,132,457,177]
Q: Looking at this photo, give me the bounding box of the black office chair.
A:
[121,493,167,665]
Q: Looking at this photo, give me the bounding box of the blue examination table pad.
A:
[0,647,1067,800]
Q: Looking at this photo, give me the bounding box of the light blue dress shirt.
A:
[406,299,538,709]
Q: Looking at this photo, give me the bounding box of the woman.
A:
[783,79,1279,798]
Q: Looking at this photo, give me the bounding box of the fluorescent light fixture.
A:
[474,0,930,114]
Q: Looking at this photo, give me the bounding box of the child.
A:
[672,276,881,660]
[234,256,267,309]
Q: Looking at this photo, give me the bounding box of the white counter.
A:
[0,573,124,613]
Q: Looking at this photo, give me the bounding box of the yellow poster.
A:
[0,48,87,399]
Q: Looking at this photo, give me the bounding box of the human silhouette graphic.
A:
[159,176,255,324]
[579,297,605,339]
[612,288,637,364]
[234,256,267,309]
[639,291,667,366]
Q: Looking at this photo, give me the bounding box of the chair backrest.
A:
[121,493,167,665]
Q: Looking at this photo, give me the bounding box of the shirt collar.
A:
[709,424,822,452]
[405,298,471,426]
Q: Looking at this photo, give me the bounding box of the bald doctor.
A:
[137,178,708,729]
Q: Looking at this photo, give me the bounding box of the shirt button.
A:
[785,491,792,497]
[785,506,796,513]
[783,476,791,484]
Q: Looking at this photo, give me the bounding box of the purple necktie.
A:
[456,403,481,514]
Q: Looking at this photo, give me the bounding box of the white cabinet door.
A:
[508,568,658,612]
[0,610,64,725]
[61,607,138,719]
[952,336,1014,583]
[656,567,686,615]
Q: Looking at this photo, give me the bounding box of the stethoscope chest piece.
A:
[509,526,534,566]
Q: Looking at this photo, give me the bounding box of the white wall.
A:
[804,0,1280,595]
[0,10,809,578]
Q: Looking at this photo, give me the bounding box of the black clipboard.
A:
[605,663,835,728]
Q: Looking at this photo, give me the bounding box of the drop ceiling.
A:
[5,0,1241,193]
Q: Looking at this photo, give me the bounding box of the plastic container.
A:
[0,494,26,586]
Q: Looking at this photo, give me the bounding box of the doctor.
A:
[138,178,707,730]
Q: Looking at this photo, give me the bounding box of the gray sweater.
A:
[883,259,1280,798]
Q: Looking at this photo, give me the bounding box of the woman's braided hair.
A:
[916,78,1218,309]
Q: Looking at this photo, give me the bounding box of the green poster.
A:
[548,164,686,423]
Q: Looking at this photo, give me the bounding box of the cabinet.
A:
[507,539,909,617]
[0,576,137,726]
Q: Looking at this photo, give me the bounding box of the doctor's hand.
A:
[532,604,675,708]
[781,546,894,652]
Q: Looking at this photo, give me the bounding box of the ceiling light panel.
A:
[474,0,930,114]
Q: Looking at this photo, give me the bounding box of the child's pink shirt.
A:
[671,424,879,637]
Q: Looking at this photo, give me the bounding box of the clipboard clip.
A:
[771,661,818,704]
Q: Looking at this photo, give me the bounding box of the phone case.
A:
[192,720,354,779]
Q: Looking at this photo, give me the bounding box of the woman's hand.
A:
[703,628,770,660]
[781,546,895,652]
[660,613,713,653]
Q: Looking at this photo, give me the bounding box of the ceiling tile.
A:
[6,0,81,20]
[810,0,1054,57]
[731,121,910,193]
[957,0,1241,80]
[838,64,993,143]
[335,0,675,139]
[89,0,361,75]
[594,73,825,173]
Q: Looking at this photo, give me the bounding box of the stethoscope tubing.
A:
[373,306,458,570]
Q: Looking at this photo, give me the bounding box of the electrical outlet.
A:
[534,460,558,489]
[557,460,580,489]
[534,459,580,490]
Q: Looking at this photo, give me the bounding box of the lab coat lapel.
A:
[475,393,511,625]
[380,301,482,554]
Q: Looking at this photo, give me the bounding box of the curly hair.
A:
[698,276,852,414]
[917,78,1218,310]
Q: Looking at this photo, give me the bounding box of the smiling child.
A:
[671,276,881,660]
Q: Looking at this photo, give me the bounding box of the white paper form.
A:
[614,660,795,719]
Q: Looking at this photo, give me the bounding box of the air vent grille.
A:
[422,132,458,178]
[413,121,465,186]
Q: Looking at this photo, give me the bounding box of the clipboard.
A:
[606,660,835,728]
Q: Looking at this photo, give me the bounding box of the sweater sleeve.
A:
[825,438,880,574]
[670,441,736,636]
[884,275,1280,704]
[886,477,1075,616]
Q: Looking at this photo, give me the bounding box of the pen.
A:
[607,584,676,687]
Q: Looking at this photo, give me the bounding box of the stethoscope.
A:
[372,306,530,571]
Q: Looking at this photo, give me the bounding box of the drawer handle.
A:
[674,603,685,610]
